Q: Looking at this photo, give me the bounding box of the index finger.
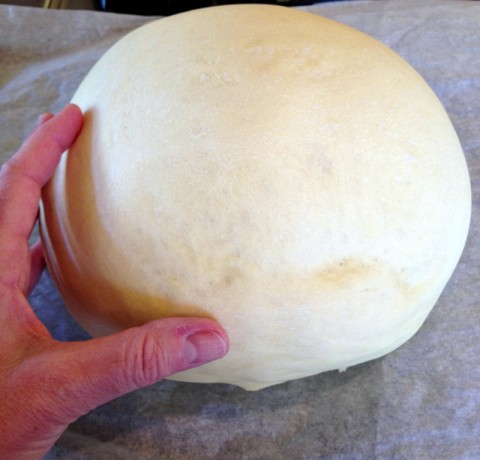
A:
[0,104,83,243]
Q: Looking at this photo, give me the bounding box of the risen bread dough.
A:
[40,5,471,390]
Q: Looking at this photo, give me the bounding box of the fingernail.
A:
[184,331,228,365]
[37,112,54,127]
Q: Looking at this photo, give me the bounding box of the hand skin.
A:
[0,104,229,459]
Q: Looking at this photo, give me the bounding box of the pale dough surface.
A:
[1,1,479,458]
[40,5,470,390]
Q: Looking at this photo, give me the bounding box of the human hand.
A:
[0,104,229,459]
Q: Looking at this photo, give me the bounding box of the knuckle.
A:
[126,329,173,388]
[1,156,39,186]
[2,156,23,178]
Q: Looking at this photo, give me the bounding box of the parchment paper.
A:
[1,1,479,458]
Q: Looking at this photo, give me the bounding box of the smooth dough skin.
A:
[40,5,471,390]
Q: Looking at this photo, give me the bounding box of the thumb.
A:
[43,317,229,420]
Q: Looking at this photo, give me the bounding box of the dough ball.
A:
[40,5,471,390]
